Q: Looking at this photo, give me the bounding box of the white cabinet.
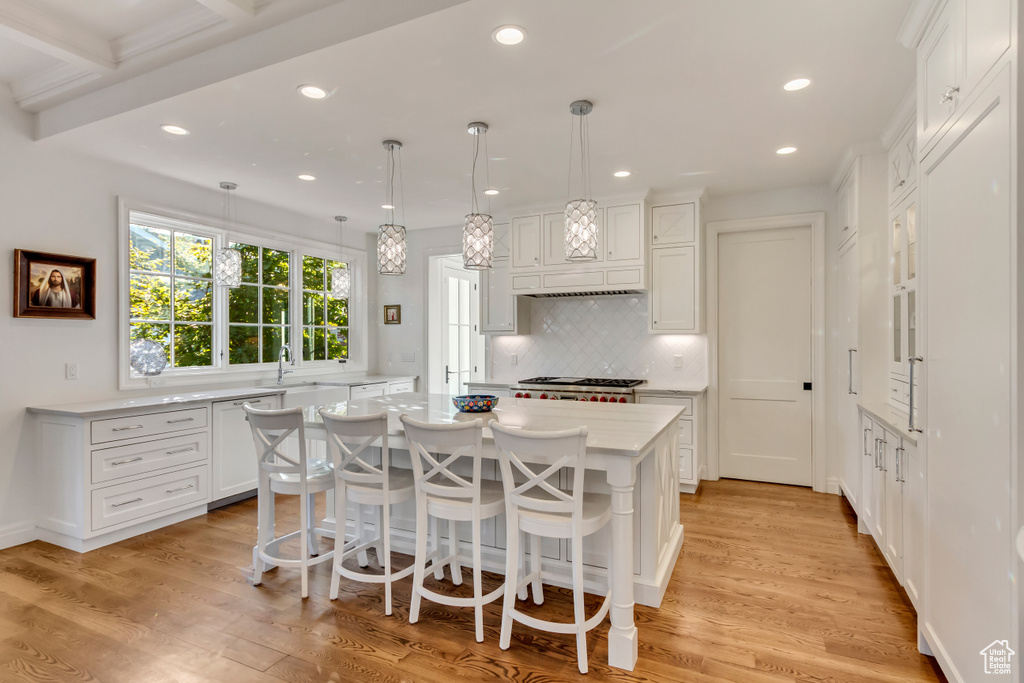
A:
[351,382,387,400]
[650,245,696,332]
[510,214,542,269]
[387,379,416,394]
[35,405,213,552]
[835,159,860,249]
[837,235,860,516]
[902,439,924,611]
[480,259,530,335]
[859,416,876,536]
[636,391,704,493]
[881,430,904,584]
[211,394,280,504]
[888,191,919,409]
[649,199,702,333]
[492,221,510,261]
[888,120,917,205]
[917,0,1012,155]
[508,197,646,296]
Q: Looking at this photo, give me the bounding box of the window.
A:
[129,222,214,368]
[301,255,349,361]
[122,204,364,388]
[227,242,291,365]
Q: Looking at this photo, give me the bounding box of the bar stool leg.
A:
[572,534,588,674]
[450,520,463,586]
[330,484,346,600]
[499,516,519,650]
[429,515,443,580]
[472,515,484,642]
[530,533,544,605]
[410,497,428,624]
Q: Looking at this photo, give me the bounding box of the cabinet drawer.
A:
[679,448,694,482]
[92,433,208,485]
[91,407,208,445]
[351,383,386,400]
[644,396,692,416]
[678,418,693,445]
[91,466,208,531]
[388,380,415,394]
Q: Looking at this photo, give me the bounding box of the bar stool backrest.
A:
[320,411,390,491]
[244,405,309,482]
[399,415,483,503]
[490,422,589,520]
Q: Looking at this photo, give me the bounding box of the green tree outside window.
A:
[302,256,349,361]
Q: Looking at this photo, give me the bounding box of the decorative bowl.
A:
[452,395,498,413]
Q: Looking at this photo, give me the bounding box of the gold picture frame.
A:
[384,305,401,325]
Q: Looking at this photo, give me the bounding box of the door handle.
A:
[848,349,857,395]
[908,356,923,433]
[445,365,453,385]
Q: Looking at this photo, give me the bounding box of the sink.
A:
[276,382,351,408]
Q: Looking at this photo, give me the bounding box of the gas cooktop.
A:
[517,377,645,388]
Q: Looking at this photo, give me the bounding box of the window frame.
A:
[119,198,368,390]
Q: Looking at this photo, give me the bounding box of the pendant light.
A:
[378,140,407,275]
[463,122,494,270]
[215,181,243,287]
[330,215,350,298]
[565,99,598,261]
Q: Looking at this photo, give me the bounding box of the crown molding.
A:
[11,62,100,109]
[897,0,942,49]
[196,0,257,23]
[0,0,114,70]
[114,6,227,63]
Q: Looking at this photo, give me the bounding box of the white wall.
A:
[368,225,463,391]
[0,88,370,547]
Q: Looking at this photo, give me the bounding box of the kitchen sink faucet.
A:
[278,343,295,384]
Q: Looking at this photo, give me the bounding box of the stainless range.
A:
[510,376,646,403]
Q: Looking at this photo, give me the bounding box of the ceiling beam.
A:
[194,0,256,23]
[0,0,115,71]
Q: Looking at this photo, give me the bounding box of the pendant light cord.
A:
[470,131,480,215]
[483,129,491,215]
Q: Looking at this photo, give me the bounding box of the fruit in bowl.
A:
[452,395,498,413]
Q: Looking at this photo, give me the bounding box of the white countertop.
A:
[26,386,287,417]
[859,401,918,446]
[303,393,684,457]
[26,374,418,418]
[635,384,707,395]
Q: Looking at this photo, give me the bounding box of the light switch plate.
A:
[511,353,518,365]
[65,362,78,380]
[673,355,683,368]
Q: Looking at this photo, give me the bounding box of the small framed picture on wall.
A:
[384,305,401,325]
[13,249,96,320]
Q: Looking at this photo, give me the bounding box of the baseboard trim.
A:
[0,521,37,551]
[825,477,840,495]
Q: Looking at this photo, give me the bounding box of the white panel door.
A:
[718,227,812,486]
[921,70,1013,676]
[838,236,860,512]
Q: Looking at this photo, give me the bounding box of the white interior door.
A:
[441,261,482,396]
[718,226,812,486]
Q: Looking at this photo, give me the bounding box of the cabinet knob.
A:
[653,235,658,241]
[940,85,960,103]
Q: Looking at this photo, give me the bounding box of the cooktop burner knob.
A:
[599,396,608,402]
[515,392,523,398]
[589,396,598,402]
[524,392,532,399]
[540,393,547,399]
[618,396,627,403]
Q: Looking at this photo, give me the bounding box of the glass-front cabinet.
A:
[889,191,918,408]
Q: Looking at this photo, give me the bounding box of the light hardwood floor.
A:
[0,479,945,682]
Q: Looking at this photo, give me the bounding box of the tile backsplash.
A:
[488,294,707,386]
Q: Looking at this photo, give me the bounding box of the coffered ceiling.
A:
[1,0,917,232]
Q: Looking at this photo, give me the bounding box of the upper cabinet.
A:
[835,158,860,251]
[508,196,647,296]
[917,0,1012,157]
[649,195,704,333]
[888,121,917,205]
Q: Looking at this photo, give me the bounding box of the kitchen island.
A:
[304,393,685,671]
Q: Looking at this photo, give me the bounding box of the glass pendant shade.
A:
[129,339,167,376]
[565,199,599,261]
[463,213,494,269]
[215,247,243,287]
[378,224,407,275]
[330,265,351,298]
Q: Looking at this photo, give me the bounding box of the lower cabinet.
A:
[211,394,281,505]
[858,407,923,610]
[636,391,705,493]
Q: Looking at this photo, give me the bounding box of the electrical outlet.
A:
[673,355,683,368]
[511,353,518,365]
[150,377,166,387]
[401,352,415,362]
[65,362,79,380]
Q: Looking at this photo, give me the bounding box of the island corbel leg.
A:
[606,458,639,670]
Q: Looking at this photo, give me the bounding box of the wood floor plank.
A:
[0,479,946,682]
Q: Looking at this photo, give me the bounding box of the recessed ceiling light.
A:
[492,25,526,46]
[381,203,395,210]
[298,174,316,181]
[484,189,500,196]
[614,170,631,178]
[776,146,797,155]
[298,85,328,99]
[160,124,189,136]
[783,78,811,91]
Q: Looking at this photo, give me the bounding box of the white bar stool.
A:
[400,414,505,642]
[490,422,611,674]
[245,404,335,599]
[320,410,415,615]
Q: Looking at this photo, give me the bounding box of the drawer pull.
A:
[166,484,195,494]
[165,447,195,455]
[111,457,144,466]
[113,497,143,508]
[112,425,144,432]
[233,400,263,406]
[166,417,195,424]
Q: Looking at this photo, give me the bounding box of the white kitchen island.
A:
[304,393,686,671]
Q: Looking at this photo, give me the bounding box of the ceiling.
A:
[2,0,917,232]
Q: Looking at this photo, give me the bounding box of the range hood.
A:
[523,289,643,298]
